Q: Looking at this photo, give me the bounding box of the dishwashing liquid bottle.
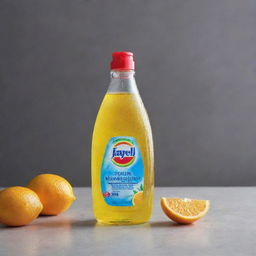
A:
[91,52,154,224]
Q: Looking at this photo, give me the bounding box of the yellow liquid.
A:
[92,92,154,224]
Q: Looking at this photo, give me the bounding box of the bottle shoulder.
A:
[93,93,152,140]
[95,93,150,124]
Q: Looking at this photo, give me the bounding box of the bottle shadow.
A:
[34,218,97,229]
[72,219,97,228]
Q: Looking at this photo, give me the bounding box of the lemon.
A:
[27,174,76,215]
[0,186,43,226]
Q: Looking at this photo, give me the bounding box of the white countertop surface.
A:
[1,187,255,256]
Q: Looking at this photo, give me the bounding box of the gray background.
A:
[0,0,256,187]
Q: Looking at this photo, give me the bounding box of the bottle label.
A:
[101,136,144,206]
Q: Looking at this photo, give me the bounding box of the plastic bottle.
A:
[91,52,154,224]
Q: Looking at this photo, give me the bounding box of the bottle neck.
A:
[107,70,139,94]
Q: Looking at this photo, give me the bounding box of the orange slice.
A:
[160,197,210,224]
[132,191,143,205]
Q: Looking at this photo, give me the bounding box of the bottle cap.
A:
[110,52,135,70]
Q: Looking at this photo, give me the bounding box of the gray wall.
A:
[1,0,256,187]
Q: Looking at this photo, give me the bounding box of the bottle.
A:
[91,52,154,224]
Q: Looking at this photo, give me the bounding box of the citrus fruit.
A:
[132,191,143,205]
[0,186,43,226]
[160,197,210,224]
[27,174,76,215]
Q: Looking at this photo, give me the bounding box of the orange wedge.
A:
[132,191,143,205]
[160,197,210,224]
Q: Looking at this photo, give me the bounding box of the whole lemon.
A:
[27,174,76,215]
[0,186,43,226]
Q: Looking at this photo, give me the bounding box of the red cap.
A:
[110,52,135,70]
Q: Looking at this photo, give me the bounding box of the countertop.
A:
[0,187,255,256]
